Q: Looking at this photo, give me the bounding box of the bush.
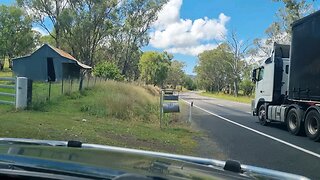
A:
[240,79,255,96]
[93,62,124,81]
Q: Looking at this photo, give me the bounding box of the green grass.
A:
[0,81,197,155]
[200,92,253,104]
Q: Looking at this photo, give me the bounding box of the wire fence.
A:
[31,76,102,106]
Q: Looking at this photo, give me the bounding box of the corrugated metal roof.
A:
[12,44,92,69]
[47,44,91,69]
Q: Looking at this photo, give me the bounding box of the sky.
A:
[0,0,300,74]
[145,0,284,74]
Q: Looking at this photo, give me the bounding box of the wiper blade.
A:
[0,138,67,146]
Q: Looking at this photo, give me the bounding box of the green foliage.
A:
[0,5,38,69]
[139,51,172,86]
[166,60,185,88]
[60,0,117,66]
[17,0,167,80]
[39,35,55,45]
[273,0,314,35]
[93,62,124,81]
[240,79,255,96]
[183,76,197,90]
[108,0,168,79]
[195,44,234,92]
[17,0,71,48]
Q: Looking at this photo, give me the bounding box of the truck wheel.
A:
[286,108,302,135]
[258,105,268,126]
[304,110,320,141]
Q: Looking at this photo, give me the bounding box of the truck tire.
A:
[286,108,302,135]
[258,104,268,126]
[304,110,320,141]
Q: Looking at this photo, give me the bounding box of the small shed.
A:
[12,44,91,82]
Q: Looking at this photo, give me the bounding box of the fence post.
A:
[27,79,33,107]
[160,90,163,129]
[70,78,72,92]
[61,78,64,94]
[16,77,28,109]
[48,81,51,101]
[87,76,90,87]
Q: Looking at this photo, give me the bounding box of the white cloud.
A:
[149,0,230,56]
[167,44,218,56]
[153,0,182,29]
[32,27,49,36]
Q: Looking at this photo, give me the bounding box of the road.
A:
[181,92,320,180]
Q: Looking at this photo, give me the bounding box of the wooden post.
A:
[160,90,163,129]
[70,79,73,92]
[61,78,64,94]
[27,79,33,107]
[48,81,51,101]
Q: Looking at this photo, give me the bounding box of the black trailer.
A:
[289,10,320,101]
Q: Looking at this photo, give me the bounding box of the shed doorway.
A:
[47,58,56,82]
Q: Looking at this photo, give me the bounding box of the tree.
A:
[139,51,171,86]
[0,5,38,69]
[195,44,233,92]
[251,1,315,59]
[273,0,315,35]
[17,0,70,48]
[93,61,123,81]
[61,0,117,67]
[107,0,168,79]
[183,75,197,90]
[166,60,185,89]
[39,34,55,45]
[223,31,251,97]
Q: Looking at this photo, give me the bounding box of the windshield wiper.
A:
[0,138,67,146]
[0,138,310,180]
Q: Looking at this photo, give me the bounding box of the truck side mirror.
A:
[251,69,257,82]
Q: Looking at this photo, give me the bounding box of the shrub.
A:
[93,62,124,81]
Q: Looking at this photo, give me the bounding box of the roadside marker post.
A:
[188,101,193,123]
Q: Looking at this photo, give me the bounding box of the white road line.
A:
[181,99,320,159]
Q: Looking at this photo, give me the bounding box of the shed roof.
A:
[13,44,91,69]
[46,44,91,69]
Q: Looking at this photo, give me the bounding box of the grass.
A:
[200,92,253,104]
[0,80,198,155]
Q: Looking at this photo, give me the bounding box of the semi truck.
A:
[251,10,320,141]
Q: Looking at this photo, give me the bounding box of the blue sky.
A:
[145,0,286,75]
[0,0,309,74]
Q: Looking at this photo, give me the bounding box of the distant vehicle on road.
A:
[252,10,320,141]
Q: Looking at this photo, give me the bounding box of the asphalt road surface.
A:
[181,92,320,180]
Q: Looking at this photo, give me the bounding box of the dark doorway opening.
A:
[47,58,56,82]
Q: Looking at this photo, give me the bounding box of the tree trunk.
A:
[233,78,239,97]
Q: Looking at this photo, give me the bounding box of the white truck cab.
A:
[252,43,290,125]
